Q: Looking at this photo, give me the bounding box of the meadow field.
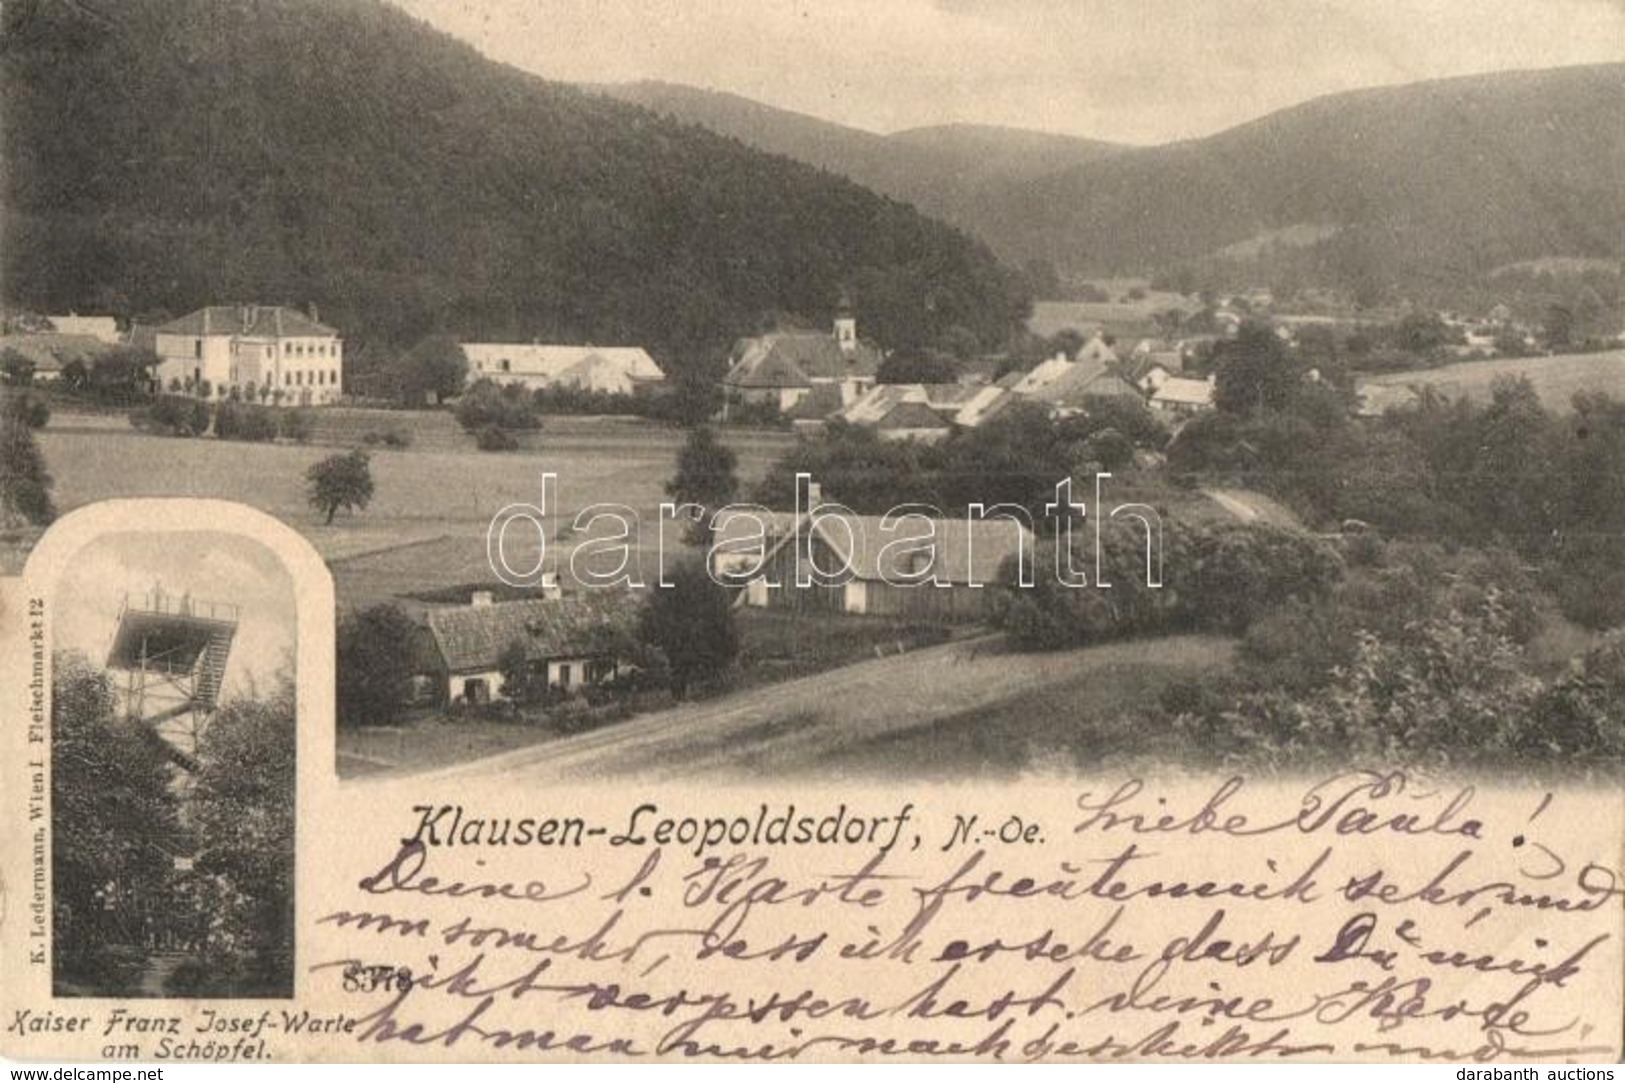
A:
[1358,348,1625,415]
[1026,284,1197,340]
[408,632,1237,783]
[33,411,793,605]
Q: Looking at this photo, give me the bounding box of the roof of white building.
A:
[1152,376,1215,407]
[463,343,664,384]
[46,315,120,344]
[723,331,882,389]
[158,306,338,338]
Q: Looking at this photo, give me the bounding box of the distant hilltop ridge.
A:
[0,0,1026,375]
[595,64,1625,296]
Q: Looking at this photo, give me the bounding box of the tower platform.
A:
[107,590,239,768]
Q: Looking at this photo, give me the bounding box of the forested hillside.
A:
[985,64,1625,295]
[0,0,1029,373]
[592,81,1123,243]
[605,66,1625,305]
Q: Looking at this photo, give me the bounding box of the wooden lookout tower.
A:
[107,586,239,775]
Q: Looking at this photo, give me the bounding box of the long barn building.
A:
[713,508,1033,623]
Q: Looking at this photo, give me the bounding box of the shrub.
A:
[1,393,56,524]
[1189,601,1546,767]
[336,603,418,727]
[722,397,787,428]
[1186,521,1344,633]
[496,640,546,705]
[532,385,648,416]
[363,427,412,449]
[1526,633,1625,760]
[475,423,519,451]
[991,521,1197,649]
[213,401,278,442]
[1341,531,1386,568]
[6,392,50,429]
[456,378,539,431]
[69,347,158,405]
[638,558,739,698]
[134,395,210,437]
[278,407,313,443]
[1548,538,1625,631]
[1080,427,1136,472]
[1,349,35,387]
[991,518,1343,650]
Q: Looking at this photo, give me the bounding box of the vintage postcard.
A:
[2,0,1623,1066]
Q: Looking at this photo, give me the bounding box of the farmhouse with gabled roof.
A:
[723,302,883,414]
[1150,374,1216,415]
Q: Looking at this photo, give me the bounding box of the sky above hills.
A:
[53,532,296,704]
[393,0,1624,143]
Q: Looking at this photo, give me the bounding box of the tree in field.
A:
[666,425,737,544]
[401,334,469,405]
[0,392,56,526]
[305,448,374,524]
[1544,304,1576,351]
[51,653,179,986]
[336,603,421,727]
[662,367,722,427]
[638,558,738,698]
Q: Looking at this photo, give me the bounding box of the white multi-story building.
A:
[154,305,343,404]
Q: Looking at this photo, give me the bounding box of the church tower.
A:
[834,291,857,358]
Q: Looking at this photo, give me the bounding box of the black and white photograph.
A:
[49,529,296,998]
[3,0,1625,1070]
[0,0,1620,784]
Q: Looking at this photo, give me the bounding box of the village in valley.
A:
[8,275,1624,780]
[4,1,1624,781]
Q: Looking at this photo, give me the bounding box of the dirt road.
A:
[397,632,1233,784]
[1200,487,1302,528]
